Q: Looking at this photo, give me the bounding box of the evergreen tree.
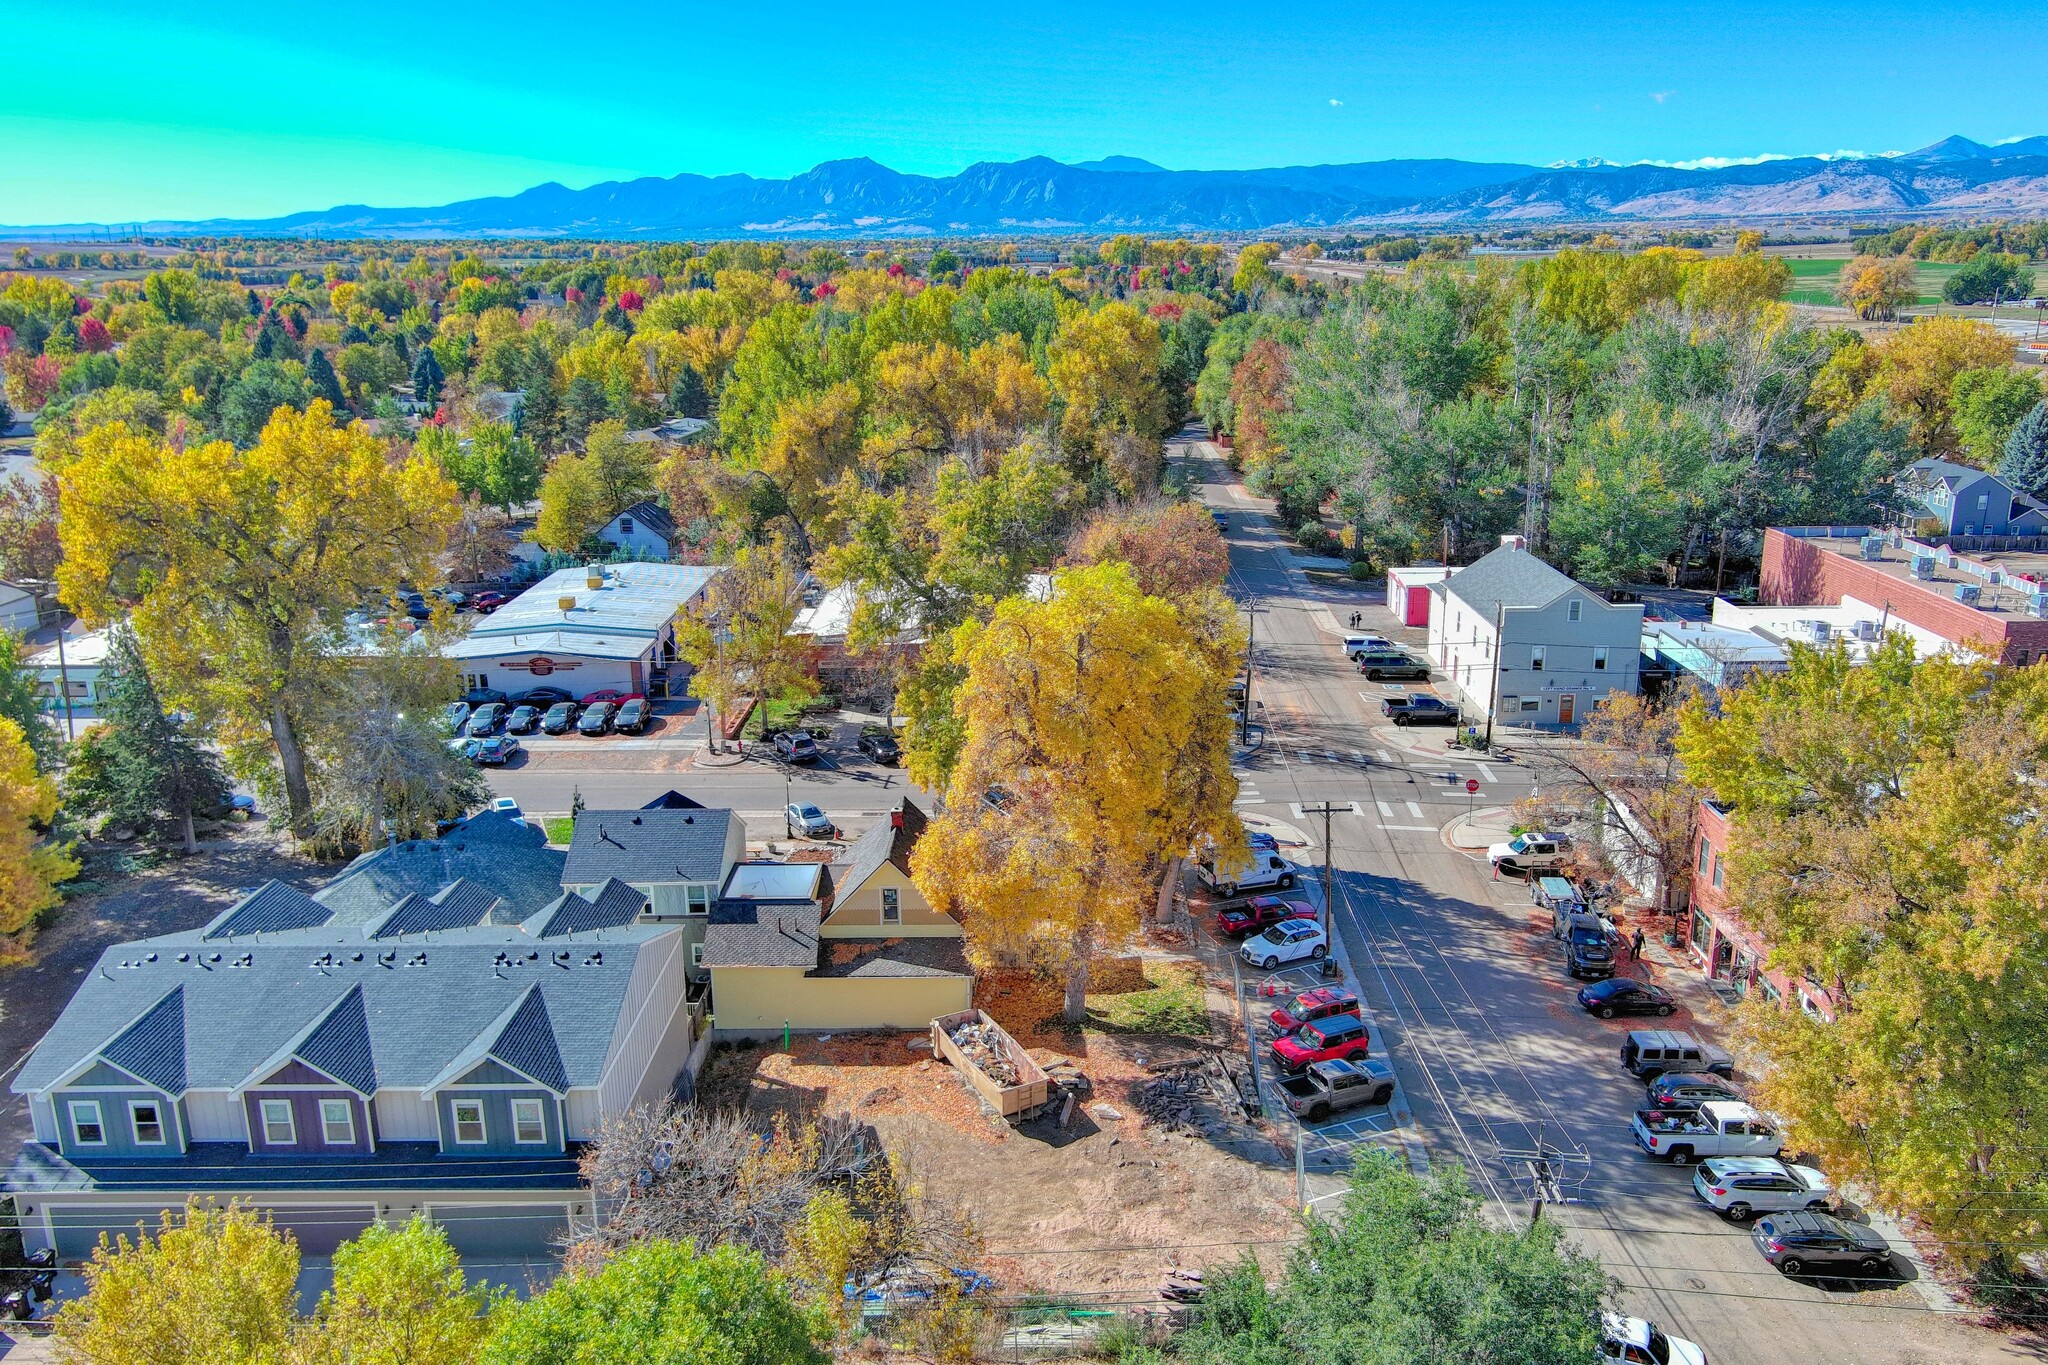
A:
[245,288,262,317]
[252,322,277,360]
[1999,401,2048,502]
[339,323,369,346]
[307,348,346,409]
[411,346,446,404]
[564,375,610,444]
[69,626,230,852]
[669,364,710,419]
[520,370,565,453]
[389,329,410,365]
[0,631,55,771]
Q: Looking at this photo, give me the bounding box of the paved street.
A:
[1184,439,2026,1365]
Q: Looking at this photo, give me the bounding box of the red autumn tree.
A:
[78,317,112,353]
[1065,499,1230,599]
[1229,339,1293,473]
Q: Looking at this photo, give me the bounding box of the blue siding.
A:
[54,1088,182,1157]
[244,1090,373,1154]
[435,1090,562,1154]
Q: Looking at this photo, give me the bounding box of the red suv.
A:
[1270,1013,1371,1074]
[470,591,509,614]
[1214,895,1317,939]
[1269,985,1361,1036]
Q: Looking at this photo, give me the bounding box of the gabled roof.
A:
[833,799,928,906]
[524,878,648,937]
[610,499,676,539]
[488,986,569,1092]
[702,902,821,969]
[1439,545,1585,616]
[292,985,378,1095]
[97,986,187,1095]
[315,810,563,928]
[203,881,331,940]
[365,879,501,938]
[640,790,707,810]
[562,808,734,887]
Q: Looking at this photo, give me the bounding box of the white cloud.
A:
[1627,148,1883,170]
[1328,99,1344,107]
[1651,91,1675,105]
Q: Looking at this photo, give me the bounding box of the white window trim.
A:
[1568,599,1582,622]
[512,1098,547,1145]
[319,1098,356,1146]
[128,1099,167,1146]
[451,1099,488,1146]
[881,887,901,924]
[1593,646,1609,671]
[690,941,705,969]
[260,1098,296,1146]
[69,1099,106,1146]
[1529,647,1546,671]
[685,884,711,915]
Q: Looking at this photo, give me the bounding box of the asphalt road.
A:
[1186,440,2022,1365]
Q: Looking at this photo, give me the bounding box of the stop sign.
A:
[1466,778,1480,794]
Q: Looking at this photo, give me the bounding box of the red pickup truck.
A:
[1214,895,1317,939]
[1268,985,1361,1035]
[1269,1013,1372,1074]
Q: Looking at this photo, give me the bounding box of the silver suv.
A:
[1693,1156,1833,1221]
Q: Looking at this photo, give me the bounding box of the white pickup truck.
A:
[1632,1100,1783,1165]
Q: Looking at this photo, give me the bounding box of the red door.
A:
[1558,693,1575,724]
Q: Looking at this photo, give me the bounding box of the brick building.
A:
[1682,799,1838,1022]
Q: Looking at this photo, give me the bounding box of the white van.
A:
[1197,850,1298,897]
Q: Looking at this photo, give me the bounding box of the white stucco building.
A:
[445,562,722,700]
[1429,542,1644,727]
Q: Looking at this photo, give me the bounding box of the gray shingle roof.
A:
[203,882,330,940]
[289,985,379,1094]
[489,986,569,1092]
[816,937,969,979]
[314,811,564,929]
[367,879,500,938]
[834,799,928,905]
[613,500,676,539]
[562,809,733,887]
[1439,546,1581,616]
[98,986,186,1094]
[702,902,821,969]
[525,879,648,937]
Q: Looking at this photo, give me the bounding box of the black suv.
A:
[857,727,900,765]
[1381,695,1457,726]
[1751,1211,1893,1277]
[1645,1072,1744,1114]
[1562,913,1616,980]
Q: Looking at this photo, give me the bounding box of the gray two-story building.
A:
[1428,542,1644,728]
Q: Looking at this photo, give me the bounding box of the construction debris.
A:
[1134,1065,1211,1133]
[947,1020,1022,1086]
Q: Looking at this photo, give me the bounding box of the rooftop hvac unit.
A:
[1851,619,1883,641]
[1804,620,1832,645]
[1955,583,1982,607]
[1911,555,1938,580]
[585,565,605,589]
[2034,593,2048,621]
[1859,536,1887,561]
[557,595,577,613]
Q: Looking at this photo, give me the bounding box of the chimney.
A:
[1499,533,1527,551]
[890,809,904,829]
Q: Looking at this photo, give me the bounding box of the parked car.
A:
[1199,850,1298,897]
[473,735,520,766]
[1356,650,1430,682]
[1562,914,1617,980]
[786,802,835,839]
[580,689,625,706]
[1342,635,1395,658]
[540,701,580,734]
[576,701,617,735]
[1750,1210,1893,1278]
[432,587,467,608]
[613,697,651,734]
[1645,1072,1745,1113]
[1633,1100,1781,1164]
[857,726,901,765]
[1269,1012,1370,1074]
[1694,1157,1834,1221]
[1275,1057,1395,1121]
[445,701,472,732]
[518,686,576,707]
[774,730,820,763]
[1268,985,1360,1035]
[1487,831,1569,874]
[398,592,431,621]
[1578,977,1675,1018]
[1210,510,1228,532]
[466,703,507,736]
[1597,1315,1707,1365]
[470,591,509,614]
[447,736,483,761]
[1214,895,1316,939]
[1536,875,1589,933]
[1622,1029,1735,1082]
[462,686,508,706]
[505,705,542,735]
[1382,694,1457,726]
[1241,918,1329,971]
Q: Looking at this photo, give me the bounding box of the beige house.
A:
[705,800,972,1034]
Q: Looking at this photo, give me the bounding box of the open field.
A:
[1777,252,2048,308]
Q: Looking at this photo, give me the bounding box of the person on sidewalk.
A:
[1631,927,1646,962]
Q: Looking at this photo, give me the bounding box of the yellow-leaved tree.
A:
[57,402,460,836]
[0,714,77,960]
[911,561,1241,1021]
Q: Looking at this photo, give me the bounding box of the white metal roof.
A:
[449,563,723,662]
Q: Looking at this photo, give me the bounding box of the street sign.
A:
[1466,778,1480,794]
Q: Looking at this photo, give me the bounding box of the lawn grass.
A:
[1086,962,1210,1036]
[543,816,574,845]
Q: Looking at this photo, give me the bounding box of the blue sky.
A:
[4,0,2044,224]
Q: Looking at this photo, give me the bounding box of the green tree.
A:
[1950,366,2044,466]
[411,346,445,404]
[669,363,710,418]
[299,1216,503,1365]
[1941,250,2034,306]
[1998,400,2048,500]
[533,454,609,553]
[468,422,545,509]
[306,347,346,409]
[65,625,230,852]
[674,547,815,753]
[0,630,57,771]
[51,1200,300,1365]
[478,1241,828,1365]
[218,360,312,448]
[563,374,610,443]
[1176,1153,1610,1365]
[583,419,658,515]
[1550,402,1702,585]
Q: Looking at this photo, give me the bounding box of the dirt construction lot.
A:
[696,968,1302,1298]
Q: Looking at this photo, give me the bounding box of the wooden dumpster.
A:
[931,1009,1050,1118]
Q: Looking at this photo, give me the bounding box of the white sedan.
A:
[1598,1313,1706,1365]
[1239,918,1328,970]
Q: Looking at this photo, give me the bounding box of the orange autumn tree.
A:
[911,561,1242,1021]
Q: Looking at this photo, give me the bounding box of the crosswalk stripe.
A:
[1379,824,1437,832]
[1376,749,1393,764]
[1376,800,1393,818]
[1406,800,1425,819]
[1477,762,1498,783]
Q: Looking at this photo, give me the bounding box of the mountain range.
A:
[13,135,2048,239]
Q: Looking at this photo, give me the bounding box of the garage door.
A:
[427,1203,569,1261]
[48,1203,185,1260]
[268,1203,378,1256]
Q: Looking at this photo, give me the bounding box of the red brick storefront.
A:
[1682,799,1838,1021]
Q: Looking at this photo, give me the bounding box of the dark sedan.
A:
[1576,976,1677,1020]
[505,705,542,735]
[1752,1211,1893,1278]
[540,702,580,734]
[519,686,576,708]
[465,703,507,736]
[857,726,901,765]
[1645,1072,1745,1113]
[613,697,651,734]
[577,701,617,735]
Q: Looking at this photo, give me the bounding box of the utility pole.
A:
[1239,601,1258,747]
[38,593,74,743]
[1299,801,1344,938]
[1481,601,1506,751]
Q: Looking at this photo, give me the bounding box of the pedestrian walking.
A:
[1630,927,1646,961]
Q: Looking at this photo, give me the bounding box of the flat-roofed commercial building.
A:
[445,562,722,699]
